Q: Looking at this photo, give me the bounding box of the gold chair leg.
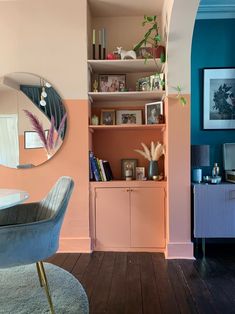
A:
[36,261,55,314]
[36,262,43,287]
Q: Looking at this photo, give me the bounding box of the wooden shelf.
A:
[90,180,167,189]
[88,91,165,102]
[89,124,166,132]
[88,59,164,74]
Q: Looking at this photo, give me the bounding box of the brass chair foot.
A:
[36,261,55,314]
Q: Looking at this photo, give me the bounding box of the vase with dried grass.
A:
[134,141,165,180]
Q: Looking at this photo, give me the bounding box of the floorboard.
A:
[48,252,235,314]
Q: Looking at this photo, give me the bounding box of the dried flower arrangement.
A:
[134,141,165,161]
[24,110,67,158]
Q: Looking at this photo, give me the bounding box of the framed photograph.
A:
[98,74,126,92]
[24,130,48,149]
[145,101,163,124]
[136,76,151,91]
[204,68,235,129]
[136,167,145,180]
[100,109,115,125]
[150,73,164,91]
[121,159,138,179]
[116,110,142,125]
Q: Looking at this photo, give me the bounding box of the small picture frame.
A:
[121,159,138,179]
[150,73,164,91]
[24,130,48,149]
[145,101,163,125]
[100,109,115,125]
[116,110,142,125]
[136,167,145,180]
[98,74,126,92]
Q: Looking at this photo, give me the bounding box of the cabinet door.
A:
[131,187,165,248]
[95,188,130,249]
[194,184,235,237]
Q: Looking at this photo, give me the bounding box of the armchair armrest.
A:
[0,202,40,226]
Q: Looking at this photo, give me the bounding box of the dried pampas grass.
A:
[134,141,165,161]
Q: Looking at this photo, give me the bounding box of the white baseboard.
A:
[58,237,92,253]
[165,241,195,259]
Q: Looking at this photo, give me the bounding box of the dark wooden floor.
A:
[47,250,235,314]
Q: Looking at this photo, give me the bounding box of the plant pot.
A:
[148,160,159,180]
[137,46,165,59]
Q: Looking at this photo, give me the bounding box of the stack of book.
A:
[89,151,113,181]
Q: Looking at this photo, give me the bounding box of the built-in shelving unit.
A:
[87,2,167,253]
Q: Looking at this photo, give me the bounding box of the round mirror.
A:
[0,72,67,168]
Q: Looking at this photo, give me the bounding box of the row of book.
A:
[89,151,113,181]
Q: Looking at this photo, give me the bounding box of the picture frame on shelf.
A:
[150,73,164,91]
[116,109,142,125]
[145,101,163,125]
[136,167,145,180]
[136,73,164,92]
[98,74,126,92]
[100,109,116,125]
[121,159,138,180]
[203,68,235,129]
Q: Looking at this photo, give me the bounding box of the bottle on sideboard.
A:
[212,163,219,177]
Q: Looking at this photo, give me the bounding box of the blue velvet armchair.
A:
[0,176,74,314]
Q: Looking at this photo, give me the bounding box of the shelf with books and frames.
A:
[87,9,167,185]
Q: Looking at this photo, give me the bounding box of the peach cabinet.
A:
[90,181,166,252]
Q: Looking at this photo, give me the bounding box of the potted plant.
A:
[134,15,165,61]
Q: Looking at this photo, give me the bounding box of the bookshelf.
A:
[87,8,167,182]
[87,3,167,253]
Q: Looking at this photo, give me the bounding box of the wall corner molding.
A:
[58,237,92,253]
[165,241,195,259]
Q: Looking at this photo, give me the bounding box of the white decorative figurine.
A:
[116,47,136,60]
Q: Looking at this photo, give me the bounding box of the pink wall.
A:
[0,99,91,252]
[19,136,47,166]
[165,95,193,258]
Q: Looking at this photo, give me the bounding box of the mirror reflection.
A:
[0,73,67,169]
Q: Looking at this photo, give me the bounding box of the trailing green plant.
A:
[134,15,187,106]
[134,15,161,51]
[175,85,187,106]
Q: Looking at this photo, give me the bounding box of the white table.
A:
[0,189,29,210]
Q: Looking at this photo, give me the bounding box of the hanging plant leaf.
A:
[155,34,161,42]
[180,96,187,106]
[146,16,154,22]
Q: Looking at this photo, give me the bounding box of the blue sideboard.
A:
[193,183,235,255]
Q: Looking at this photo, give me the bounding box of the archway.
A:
[163,0,200,258]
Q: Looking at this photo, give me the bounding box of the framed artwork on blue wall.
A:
[203,68,235,129]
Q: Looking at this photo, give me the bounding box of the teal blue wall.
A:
[191,19,235,175]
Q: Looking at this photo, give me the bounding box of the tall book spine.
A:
[100,160,107,181]
[103,161,113,181]
[90,153,100,181]
[96,158,104,181]
[89,152,94,181]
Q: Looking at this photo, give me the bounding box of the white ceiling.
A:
[89,0,164,17]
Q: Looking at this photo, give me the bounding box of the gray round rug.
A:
[0,263,89,314]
